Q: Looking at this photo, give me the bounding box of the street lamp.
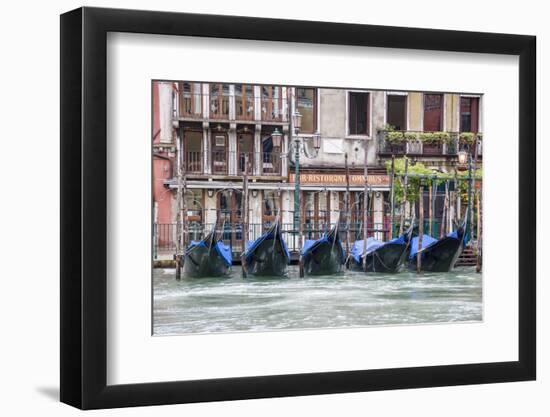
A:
[457,150,473,240]
[288,111,320,234]
[292,111,302,132]
[312,131,321,151]
[457,150,468,165]
[271,128,283,148]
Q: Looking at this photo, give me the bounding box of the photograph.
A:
[152,81,483,335]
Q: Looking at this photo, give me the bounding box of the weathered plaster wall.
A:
[409,92,423,130]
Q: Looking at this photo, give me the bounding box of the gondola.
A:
[182,227,232,278]
[407,221,466,272]
[347,224,413,273]
[299,224,345,276]
[242,220,290,277]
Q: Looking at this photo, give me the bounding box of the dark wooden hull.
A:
[183,233,231,278]
[348,242,409,273]
[244,224,289,277]
[301,229,344,276]
[408,234,464,272]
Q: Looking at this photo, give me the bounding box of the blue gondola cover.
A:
[244,228,290,263]
[351,235,406,264]
[300,235,345,262]
[187,239,232,267]
[409,231,463,261]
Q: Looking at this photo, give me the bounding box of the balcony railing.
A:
[185,151,203,174]
[260,151,282,175]
[175,91,289,122]
[182,151,283,176]
[212,151,228,174]
[377,130,482,157]
[178,93,203,118]
[260,97,287,122]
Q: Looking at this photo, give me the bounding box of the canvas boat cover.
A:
[187,239,232,267]
[244,227,290,263]
[300,234,346,262]
[408,230,461,260]
[350,235,406,264]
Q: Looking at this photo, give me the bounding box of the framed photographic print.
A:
[60,6,536,410]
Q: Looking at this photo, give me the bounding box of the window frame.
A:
[422,93,445,132]
[385,92,409,131]
[459,94,481,133]
[295,87,318,134]
[346,90,372,138]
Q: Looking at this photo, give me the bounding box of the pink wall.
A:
[152,81,173,224]
[153,158,173,224]
[152,81,161,144]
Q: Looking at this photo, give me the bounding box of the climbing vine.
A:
[385,157,482,206]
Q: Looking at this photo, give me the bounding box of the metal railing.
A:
[175,92,289,122]
[377,131,483,157]
[182,151,283,176]
[154,208,397,257]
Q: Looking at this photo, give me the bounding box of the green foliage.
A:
[419,131,451,143]
[404,131,418,141]
[386,131,406,143]
[459,132,483,144]
[379,123,396,132]
[385,157,483,205]
[459,132,476,143]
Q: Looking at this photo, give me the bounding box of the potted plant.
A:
[459,132,477,144]
[458,132,481,153]
[419,131,449,155]
[385,130,407,154]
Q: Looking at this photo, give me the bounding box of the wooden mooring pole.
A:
[428,179,433,236]
[362,154,369,271]
[417,185,424,274]
[389,155,395,240]
[440,180,449,238]
[175,137,187,280]
[345,153,351,258]
[242,154,249,277]
[476,190,482,273]
[399,158,409,236]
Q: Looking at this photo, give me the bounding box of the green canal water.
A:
[153,267,482,335]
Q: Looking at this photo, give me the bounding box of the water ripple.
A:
[153,267,482,335]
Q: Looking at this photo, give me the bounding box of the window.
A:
[423,94,443,131]
[261,132,281,175]
[184,130,202,173]
[178,82,201,117]
[262,190,280,227]
[296,88,316,133]
[348,92,370,135]
[460,97,480,132]
[211,132,228,174]
[235,84,254,120]
[386,94,407,130]
[209,84,230,118]
[261,86,284,121]
[185,189,203,221]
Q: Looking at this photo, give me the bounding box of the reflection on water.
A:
[153,266,482,335]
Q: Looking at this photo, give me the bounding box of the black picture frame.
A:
[60,6,536,410]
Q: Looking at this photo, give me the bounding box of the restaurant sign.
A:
[288,173,389,186]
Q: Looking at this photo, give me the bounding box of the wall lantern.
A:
[457,150,469,165]
[271,128,283,148]
[312,131,321,151]
[207,189,215,198]
[292,110,302,132]
[251,190,259,198]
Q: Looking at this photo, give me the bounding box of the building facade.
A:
[152,81,482,257]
